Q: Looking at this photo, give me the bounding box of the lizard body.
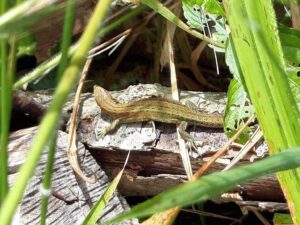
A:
[94,85,223,136]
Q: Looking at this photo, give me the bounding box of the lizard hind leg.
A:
[178,121,202,152]
[96,118,121,139]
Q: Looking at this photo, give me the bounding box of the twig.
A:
[67,57,96,183]
[67,31,136,183]
[223,127,263,171]
[192,115,255,180]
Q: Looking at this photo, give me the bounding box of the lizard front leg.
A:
[96,118,121,138]
[178,121,201,151]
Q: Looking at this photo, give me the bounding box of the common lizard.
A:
[94,85,223,146]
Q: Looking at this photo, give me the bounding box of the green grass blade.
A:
[140,0,225,48]
[0,0,111,223]
[56,0,75,82]
[40,131,57,225]
[0,0,9,205]
[100,148,300,225]
[224,0,300,223]
[12,5,145,89]
[40,1,75,222]
[82,170,123,225]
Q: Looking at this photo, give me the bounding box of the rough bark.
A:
[12,84,284,204]
[8,127,138,225]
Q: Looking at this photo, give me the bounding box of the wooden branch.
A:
[15,84,284,203]
[8,127,138,225]
[88,147,284,202]
[76,84,282,202]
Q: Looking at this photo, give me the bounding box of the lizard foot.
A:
[186,138,203,152]
[96,128,109,140]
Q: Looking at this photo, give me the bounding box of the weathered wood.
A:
[14,84,283,203]
[76,84,282,202]
[235,201,288,212]
[8,127,138,225]
[88,147,284,202]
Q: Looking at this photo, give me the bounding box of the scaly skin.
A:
[93,85,223,133]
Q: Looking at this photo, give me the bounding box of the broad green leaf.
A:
[82,170,123,225]
[182,0,225,31]
[184,0,225,16]
[279,24,300,64]
[182,0,205,30]
[225,37,300,143]
[100,148,300,225]
[224,79,254,143]
[224,41,254,142]
[182,0,227,52]
[140,0,225,48]
[203,0,225,16]
[225,0,300,223]
[286,65,300,109]
[225,40,241,81]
